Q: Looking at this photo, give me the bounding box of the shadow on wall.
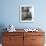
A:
[0,24,7,43]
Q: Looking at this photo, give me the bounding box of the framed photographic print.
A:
[20,5,34,22]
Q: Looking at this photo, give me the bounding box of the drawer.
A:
[24,32,44,36]
[32,36,45,44]
[24,35,44,45]
[3,36,23,41]
[3,32,23,36]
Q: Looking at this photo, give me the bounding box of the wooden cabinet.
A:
[2,31,45,46]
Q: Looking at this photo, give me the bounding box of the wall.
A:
[0,0,46,44]
[0,0,46,29]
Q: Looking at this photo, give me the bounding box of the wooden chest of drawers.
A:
[2,32,45,46]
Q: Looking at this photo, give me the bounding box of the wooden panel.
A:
[24,32,45,46]
[24,36,32,46]
[3,32,23,46]
[3,36,23,46]
[32,36,45,44]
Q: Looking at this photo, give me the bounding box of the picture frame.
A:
[20,5,34,22]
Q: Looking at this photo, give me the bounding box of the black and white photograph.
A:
[20,5,34,22]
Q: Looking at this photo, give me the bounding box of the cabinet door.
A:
[24,33,32,46]
[32,36,45,46]
[3,33,23,46]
